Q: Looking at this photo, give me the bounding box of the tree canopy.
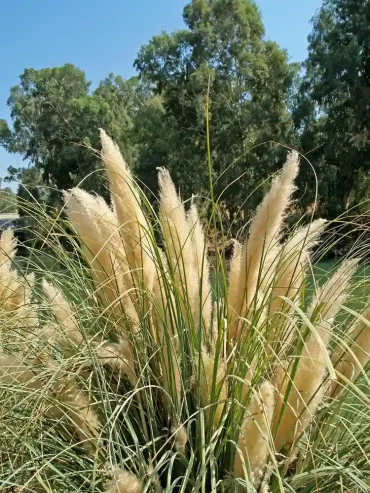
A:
[135,0,296,221]
[0,65,140,198]
[1,0,370,230]
[0,181,17,214]
[295,0,370,217]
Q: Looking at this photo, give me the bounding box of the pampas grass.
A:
[1,132,370,492]
[234,381,275,488]
[332,300,370,398]
[42,279,84,349]
[100,128,156,293]
[228,152,299,340]
[272,259,359,453]
[158,167,200,327]
[104,468,142,493]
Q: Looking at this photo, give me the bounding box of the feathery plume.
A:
[53,376,100,453]
[32,321,61,366]
[273,259,358,451]
[0,233,38,341]
[0,228,17,267]
[0,272,22,310]
[229,152,299,339]
[308,258,359,325]
[227,240,242,334]
[187,203,212,332]
[0,354,67,426]
[270,219,326,314]
[1,271,35,312]
[96,340,137,388]
[100,129,156,292]
[0,229,18,302]
[267,219,326,351]
[42,280,83,348]
[65,188,122,253]
[65,189,139,326]
[172,423,188,454]
[332,300,370,397]
[0,353,42,390]
[158,168,199,325]
[234,381,275,487]
[64,190,115,289]
[104,468,142,493]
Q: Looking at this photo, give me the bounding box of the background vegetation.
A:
[1,0,370,236]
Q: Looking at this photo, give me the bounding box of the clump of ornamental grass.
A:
[1,130,370,492]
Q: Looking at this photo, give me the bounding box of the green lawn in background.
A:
[16,251,370,312]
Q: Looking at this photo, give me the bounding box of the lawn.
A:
[17,249,370,313]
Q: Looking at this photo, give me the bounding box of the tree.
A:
[131,94,168,195]
[134,0,297,224]
[296,0,370,217]
[94,74,152,165]
[0,179,17,213]
[5,165,47,214]
[0,65,138,202]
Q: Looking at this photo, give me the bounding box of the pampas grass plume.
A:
[333,301,370,397]
[0,353,42,390]
[158,167,199,324]
[187,202,212,331]
[100,129,156,293]
[229,152,299,339]
[96,340,137,388]
[53,376,100,453]
[234,381,275,487]
[105,468,142,493]
[42,280,83,348]
[273,259,358,451]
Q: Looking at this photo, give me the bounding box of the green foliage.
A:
[3,0,370,232]
[295,0,370,217]
[0,185,17,213]
[135,0,297,224]
[5,166,48,210]
[0,65,140,201]
[132,94,168,193]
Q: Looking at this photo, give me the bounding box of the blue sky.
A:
[0,0,322,187]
